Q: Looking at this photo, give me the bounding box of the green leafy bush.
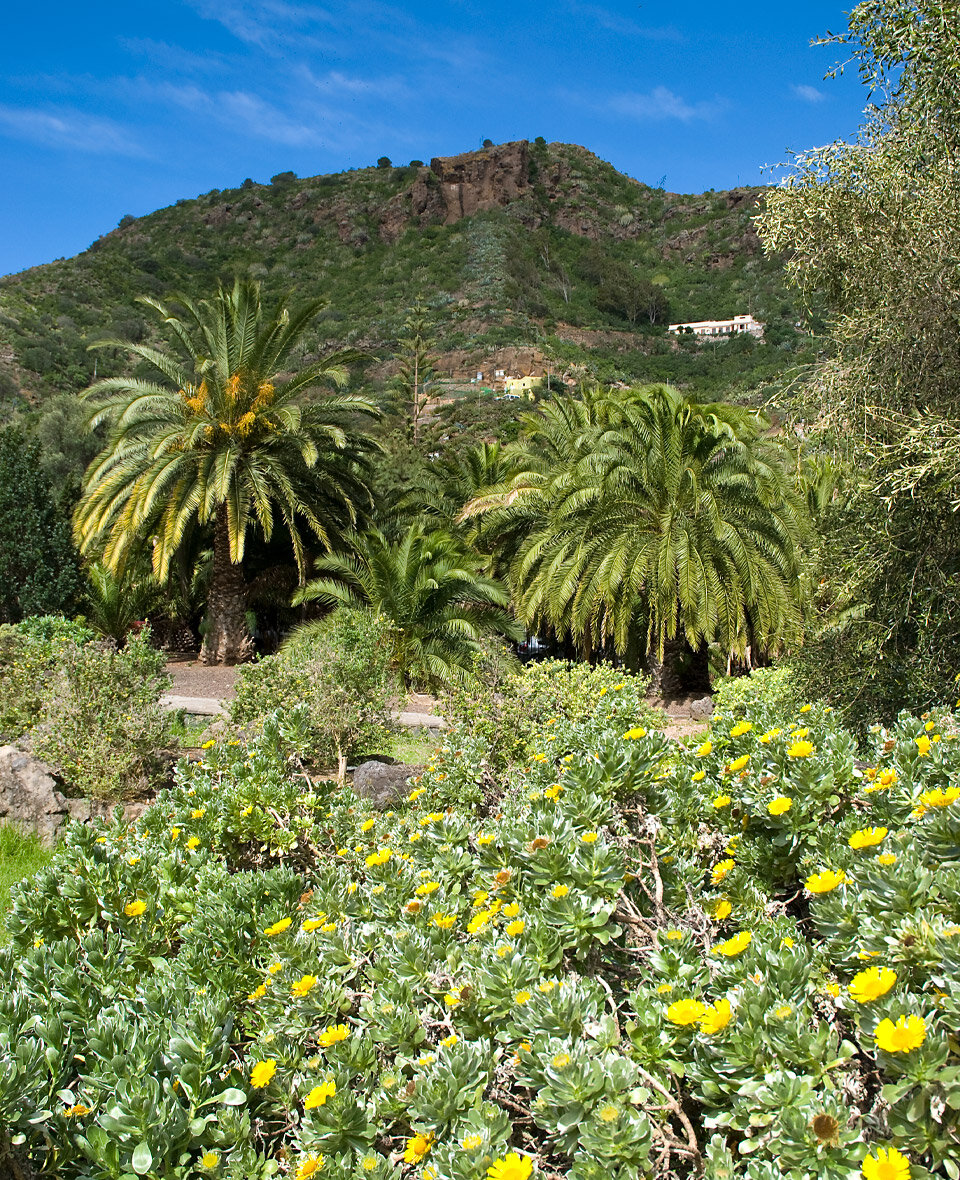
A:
[442,658,663,771]
[0,426,82,621]
[28,628,171,801]
[1,667,959,1179]
[0,616,95,740]
[230,611,395,775]
[711,666,800,729]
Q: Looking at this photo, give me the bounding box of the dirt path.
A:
[164,656,238,701]
[159,666,708,744]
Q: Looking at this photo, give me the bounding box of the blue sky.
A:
[1,1,869,275]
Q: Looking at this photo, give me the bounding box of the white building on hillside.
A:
[668,313,764,339]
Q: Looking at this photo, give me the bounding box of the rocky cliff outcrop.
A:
[431,141,532,223]
[380,141,534,242]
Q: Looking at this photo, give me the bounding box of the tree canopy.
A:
[0,426,80,622]
[757,0,960,719]
[464,385,807,690]
[294,523,522,689]
[74,278,379,663]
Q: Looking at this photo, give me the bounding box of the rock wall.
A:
[0,745,146,847]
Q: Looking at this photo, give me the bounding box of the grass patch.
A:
[386,727,439,764]
[167,711,215,748]
[0,824,52,940]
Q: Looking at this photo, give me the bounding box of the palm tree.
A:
[74,279,378,664]
[293,523,523,689]
[82,561,164,644]
[465,385,808,694]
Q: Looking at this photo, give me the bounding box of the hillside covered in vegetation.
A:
[0,140,807,412]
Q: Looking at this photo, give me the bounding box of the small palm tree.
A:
[74,279,378,664]
[83,561,164,644]
[465,385,808,692]
[293,523,523,689]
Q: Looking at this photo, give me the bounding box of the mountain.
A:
[0,140,810,421]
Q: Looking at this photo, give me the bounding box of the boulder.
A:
[352,761,422,810]
[0,744,150,846]
[0,744,67,847]
[689,695,715,721]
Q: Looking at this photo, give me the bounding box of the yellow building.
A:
[502,375,543,397]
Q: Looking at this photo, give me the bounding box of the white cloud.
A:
[147,80,408,154]
[565,1,682,40]
[216,91,326,146]
[186,0,336,49]
[0,105,146,156]
[184,0,490,73]
[792,83,826,103]
[118,37,232,76]
[151,83,324,146]
[302,67,411,102]
[608,86,722,123]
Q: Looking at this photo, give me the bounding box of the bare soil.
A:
[164,655,238,701]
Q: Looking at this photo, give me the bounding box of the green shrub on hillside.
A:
[2,669,959,1179]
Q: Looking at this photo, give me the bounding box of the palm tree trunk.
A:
[200,505,254,665]
[646,636,711,700]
